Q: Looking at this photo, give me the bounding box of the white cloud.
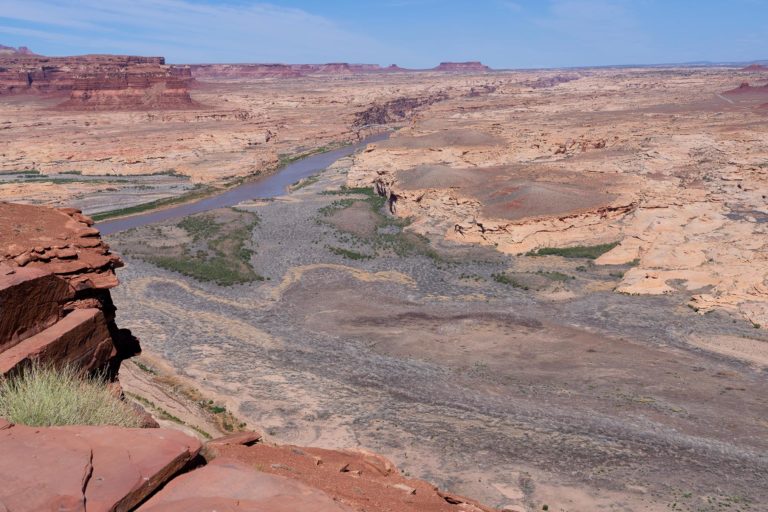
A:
[0,0,395,63]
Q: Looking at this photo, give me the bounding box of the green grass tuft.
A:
[0,364,141,427]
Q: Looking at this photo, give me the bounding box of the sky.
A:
[0,0,766,68]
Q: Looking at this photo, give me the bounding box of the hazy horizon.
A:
[1,0,766,69]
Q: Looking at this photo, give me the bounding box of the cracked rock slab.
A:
[0,422,201,512]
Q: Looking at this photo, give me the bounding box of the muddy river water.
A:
[97,132,389,235]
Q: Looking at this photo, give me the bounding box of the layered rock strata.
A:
[0,52,194,109]
[0,202,138,375]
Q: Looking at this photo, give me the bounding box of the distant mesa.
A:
[0,46,195,110]
[188,62,390,79]
[741,63,768,71]
[432,61,490,72]
[0,44,492,108]
[189,60,491,79]
[0,44,37,56]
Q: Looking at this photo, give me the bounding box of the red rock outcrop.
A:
[0,421,201,512]
[741,63,768,71]
[137,458,354,512]
[0,419,499,512]
[202,434,497,512]
[0,52,195,109]
[0,202,138,376]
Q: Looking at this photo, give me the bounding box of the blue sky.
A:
[0,0,766,68]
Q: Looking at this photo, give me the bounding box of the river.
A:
[97,132,388,235]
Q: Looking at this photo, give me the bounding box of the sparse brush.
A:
[0,363,141,427]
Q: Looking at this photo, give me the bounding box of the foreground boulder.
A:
[0,420,201,512]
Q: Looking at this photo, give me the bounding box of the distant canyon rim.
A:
[1,45,767,511]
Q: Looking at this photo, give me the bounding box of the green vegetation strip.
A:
[492,273,529,290]
[526,242,619,259]
[318,186,444,260]
[327,246,372,260]
[147,210,263,286]
[278,143,338,167]
[93,143,342,222]
[91,184,215,221]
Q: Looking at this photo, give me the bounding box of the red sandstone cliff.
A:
[0,202,138,376]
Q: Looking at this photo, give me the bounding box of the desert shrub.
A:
[0,363,141,427]
[327,245,372,260]
[535,270,574,281]
[492,272,529,290]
